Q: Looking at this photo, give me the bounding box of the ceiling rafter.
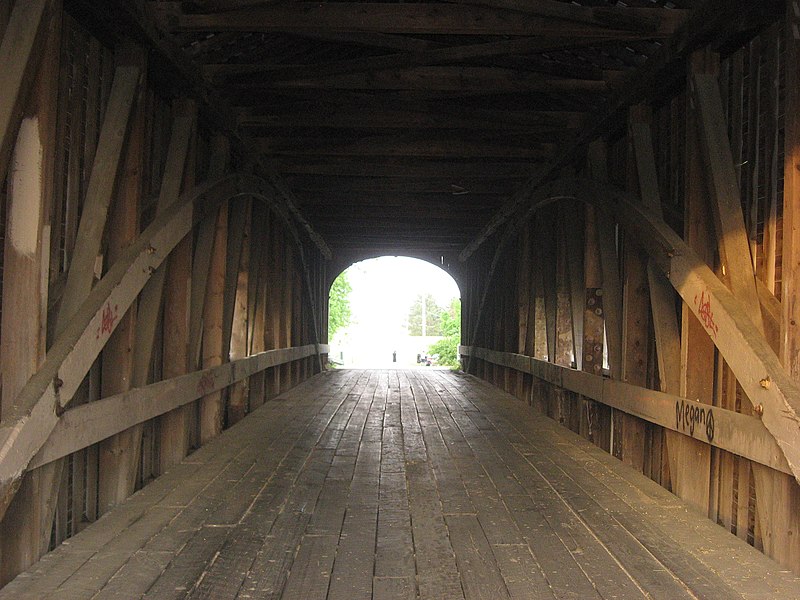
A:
[204,36,647,83]
[155,2,687,38]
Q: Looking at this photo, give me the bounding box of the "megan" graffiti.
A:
[675,399,715,442]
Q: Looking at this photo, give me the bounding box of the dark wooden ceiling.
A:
[129,1,702,260]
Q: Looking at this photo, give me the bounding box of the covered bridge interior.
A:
[2,0,800,597]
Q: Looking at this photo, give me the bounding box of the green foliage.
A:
[328,272,352,339]
[407,293,444,336]
[429,298,461,368]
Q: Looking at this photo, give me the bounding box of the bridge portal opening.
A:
[328,257,461,369]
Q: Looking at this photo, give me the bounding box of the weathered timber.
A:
[0,0,56,184]
[0,11,60,583]
[0,175,247,523]
[188,136,230,370]
[460,173,800,483]
[54,60,142,334]
[168,3,685,37]
[246,67,607,94]
[30,345,326,469]
[690,72,764,334]
[210,37,627,84]
[460,346,790,475]
[459,0,779,262]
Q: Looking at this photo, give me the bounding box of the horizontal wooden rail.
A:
[460,175,800,484]
[30,344,328,469]
[0,172,326,521]
[460,345,791,476]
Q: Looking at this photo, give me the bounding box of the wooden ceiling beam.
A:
[180,0,291,13]
[460,0,782,260]
[162,2,686,38]
[237,66,608,94]
[70,0,334,259]
[317,226,482,238]
[180,0,680,34]
[320,238,467,250]
[442,0,678,33]
[298,194,506,210]
[287,176,520,195]
[257,136,556,159]
[230,88,599,113]
[205,37,638,83]
[288,30,444,53]
[307,209,495,222]
[238,109,582,133]
[276,157,541,179]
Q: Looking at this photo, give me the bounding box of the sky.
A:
[332,256,460,366]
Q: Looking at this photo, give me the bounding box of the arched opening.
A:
[328,257,461,368]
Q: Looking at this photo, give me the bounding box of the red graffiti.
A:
[694,290,719,338]
[95,302,119,339]
[196,373,215,396]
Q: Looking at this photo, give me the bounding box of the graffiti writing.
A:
[675,399,715,442]
[95,302,119,340]
[196,372,215,396]
[694,290,719,338]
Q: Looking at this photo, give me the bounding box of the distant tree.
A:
[407,293,444,336]
[328,272,352,338]
[429,298,461,367]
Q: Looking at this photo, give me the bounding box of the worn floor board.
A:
[2,369,799,599]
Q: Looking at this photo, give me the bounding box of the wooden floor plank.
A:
[405,373,466,600]
[319,373,380,600]
[3,369,800,600]
[280,534,338,600]
[491,544,557,600]
[445,514,511,600]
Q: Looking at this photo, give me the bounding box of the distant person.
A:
[392,350,397,363]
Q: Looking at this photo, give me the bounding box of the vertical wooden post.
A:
[228,199,252,424]
[554,219,574,369]
[188,137,229,371]
[248,205,268,408]
[280,240,293,392]
[629,110,681,490]
[767,7,800,568]
[100,99,195,508]
[580,203,609,447]
[584,142,615,451]
[538,211,557,364]
[222,201,248,364]
[200,196,228,443]
[616,106,654,472]
[0,2,59,582]
[517,227,532,401]
[563,202,585,371]
[158,105,197,474]
[675,50,717,513]
[784,5,800,380]
[0,0,57,183]
[269,221,285,394]
[97,66,144,514]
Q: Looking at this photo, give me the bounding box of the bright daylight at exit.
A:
[328,257,461,369]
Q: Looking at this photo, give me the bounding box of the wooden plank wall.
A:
[464,18,800,574]
[0,4,326,586]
